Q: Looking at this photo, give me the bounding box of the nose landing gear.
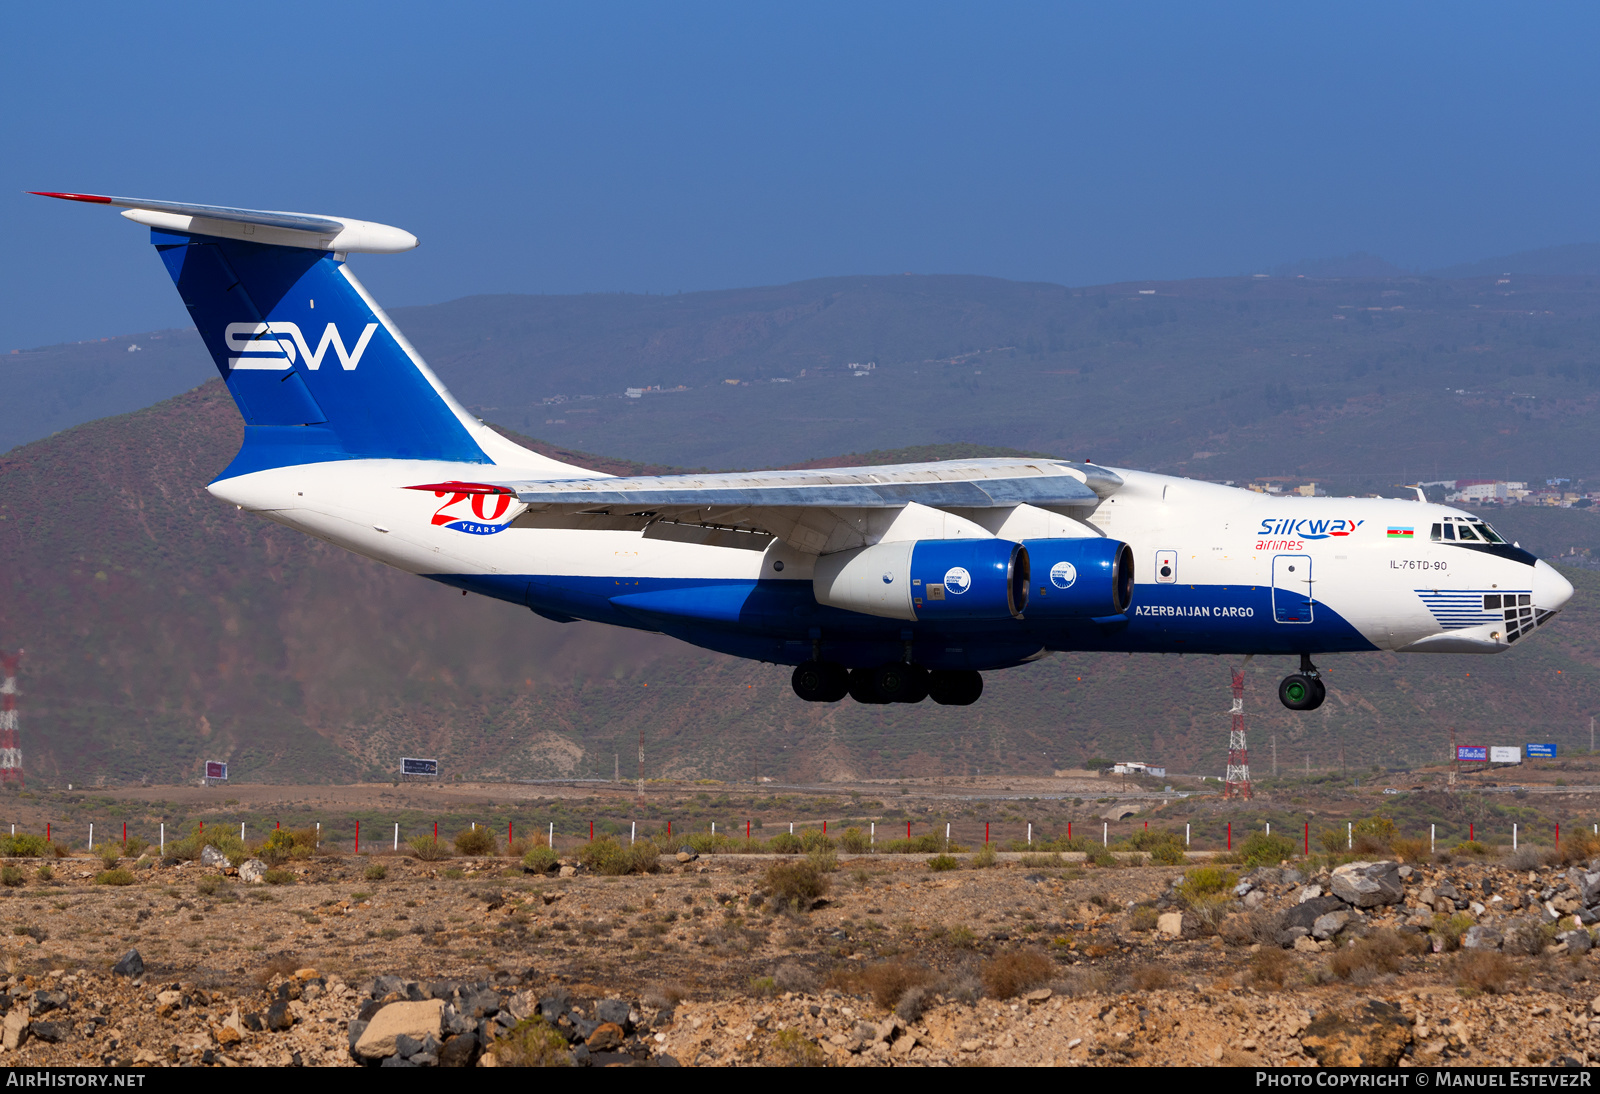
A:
[1278,654,1326,711]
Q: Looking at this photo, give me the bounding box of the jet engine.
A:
[814,538,1028,621]
[1020,537,1134,617]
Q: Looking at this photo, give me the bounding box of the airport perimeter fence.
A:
[3,812,1600,868]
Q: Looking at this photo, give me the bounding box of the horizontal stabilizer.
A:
[29,192,417,253]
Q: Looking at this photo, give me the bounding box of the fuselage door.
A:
[1272,554,1313,624]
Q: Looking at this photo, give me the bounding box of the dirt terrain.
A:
[0,838,1597,1067]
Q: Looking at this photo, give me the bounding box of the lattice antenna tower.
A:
[0,651,22,787]
[1223,668,1251,800]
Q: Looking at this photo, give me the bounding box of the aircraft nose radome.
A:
[1534,559,1575,611]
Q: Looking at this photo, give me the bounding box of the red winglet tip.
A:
[28,192,113,204]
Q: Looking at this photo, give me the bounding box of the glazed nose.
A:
[1533,559,1574,611]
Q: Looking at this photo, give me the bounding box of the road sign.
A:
[204,761,228,780]
[401,757,439,777]
[1526,743,1557,759]
[1489,746,1521,764]
[1456,745,1488,762]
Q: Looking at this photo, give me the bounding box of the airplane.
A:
[33,192,1576,711]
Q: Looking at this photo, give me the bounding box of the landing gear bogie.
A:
[792,660,979,705]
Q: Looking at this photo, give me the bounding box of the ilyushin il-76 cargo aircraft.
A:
[36,192,1576,710]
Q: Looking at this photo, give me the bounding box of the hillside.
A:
[0,385,1596,786]
[7,269,1600,486]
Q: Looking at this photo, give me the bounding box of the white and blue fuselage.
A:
[37,191,1574,708]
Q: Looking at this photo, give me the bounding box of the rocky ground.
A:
[0,847,1598,1066]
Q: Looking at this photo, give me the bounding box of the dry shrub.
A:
[1505,847,1542,871]
[253,953,298,988]
[1220,910,1276,946]
[577,838,659,876]
[1128,905,1160,932]
[1503,919,1556,956]
[1177,866,1237,931]
[936,966,984,1003]
[772,961,818,994]
[1119,963,1173,992]
[522,846,559,873]
[857,961,933,1008]
[770,1029,825,1066]
[454,827,498,856]
[641,983,686,1010]
[496,1017,572,1066]
[1431,913,1474,952]
[1351,833,1391,856]
[260,827,319,864]
[1389,837,1429,864]
[1053,967,1111,997]
[1249,947,1298,989]
[1328,928,1424,981]
[1454,950,1520,995]
[981,947,1053,999]
[1552,828,1600,866]
[896,985,933,1022]
[407,835,453,862]
[764,860,830,910]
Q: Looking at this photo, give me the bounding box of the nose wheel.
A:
[1278,655,1326,711]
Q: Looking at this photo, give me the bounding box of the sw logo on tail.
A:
[224,322,379,371]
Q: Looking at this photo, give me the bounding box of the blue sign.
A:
[1456,745,1488,762]
[1526,743,1557,759]
[402,757,439,776]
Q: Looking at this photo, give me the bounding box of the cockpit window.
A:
[1442,523,1455,540]
[1455,525,1480,542]
[1430,523,1443,541]
[1472,522,1506,544]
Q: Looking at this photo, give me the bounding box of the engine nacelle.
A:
[814,538,1029,621]
[1020,537,1134,618]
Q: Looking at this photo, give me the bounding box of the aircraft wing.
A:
[407,458,1121,553]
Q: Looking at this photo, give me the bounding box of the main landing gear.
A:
[790,661,982,706]
[1278,654,1326,711]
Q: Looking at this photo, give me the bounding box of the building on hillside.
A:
[1112,761,1166,777]
[1447,480,1528,503]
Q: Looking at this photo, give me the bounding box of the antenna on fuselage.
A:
[1398,485,1427,503]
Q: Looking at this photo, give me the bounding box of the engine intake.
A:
[814,538,1028,621]
[1021,537,1134,617]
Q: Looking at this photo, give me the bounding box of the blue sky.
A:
[5,2,1600,350]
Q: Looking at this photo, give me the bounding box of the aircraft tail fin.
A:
[32,192,551,480]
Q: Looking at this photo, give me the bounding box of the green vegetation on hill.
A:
[0,382,1596,786]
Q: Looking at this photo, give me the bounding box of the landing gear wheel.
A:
[1278,673,1325,711]
[928,669,984,706]
[791,660,848,702]
[847,667,890,704]
[872,663,929,704]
